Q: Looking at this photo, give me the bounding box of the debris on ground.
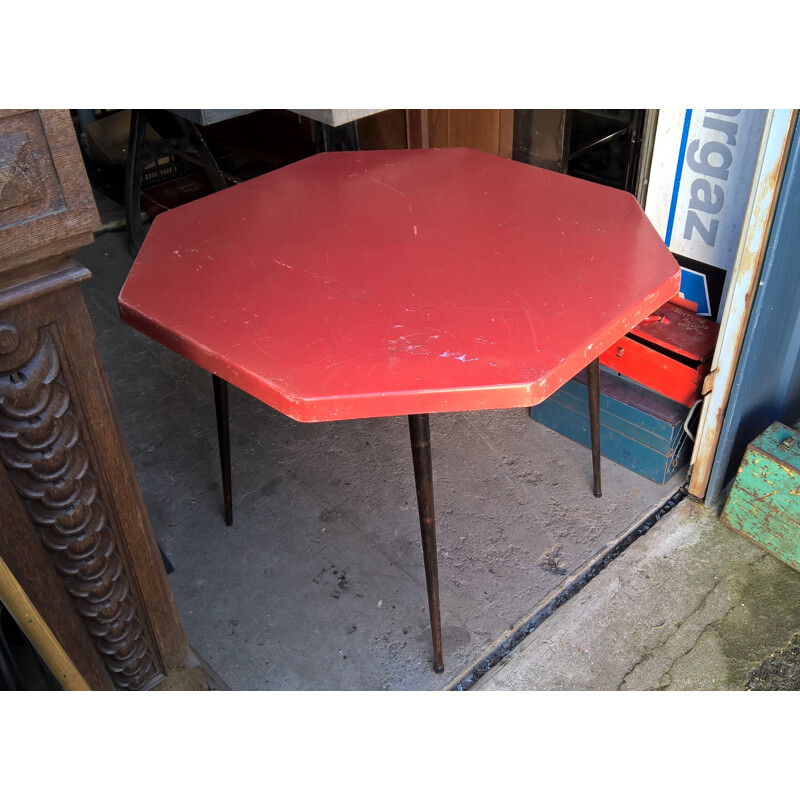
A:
[745,631,800,690]
[538,545,567,575]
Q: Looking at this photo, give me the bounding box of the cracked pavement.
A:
[474,496,800,691]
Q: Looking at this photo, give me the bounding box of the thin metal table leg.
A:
[212,374,233,526]
[587,357,602,498]
[408,413,444,673]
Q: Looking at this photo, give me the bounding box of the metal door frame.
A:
[687,109,797,500]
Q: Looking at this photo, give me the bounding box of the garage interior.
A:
[2,108,800,693]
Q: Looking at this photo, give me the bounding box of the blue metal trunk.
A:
[530,367,693,484]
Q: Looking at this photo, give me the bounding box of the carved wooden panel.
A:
[0,110,99,281]
[0,109,204,691]
[0,111,66,233]
[0,320,159,689]
[0,111,67,231]
[0,132,44,212]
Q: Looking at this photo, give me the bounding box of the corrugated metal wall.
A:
[706,118,800,505]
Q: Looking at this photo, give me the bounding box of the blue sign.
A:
[680,267,711,316]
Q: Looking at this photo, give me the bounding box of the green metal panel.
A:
[721,421,800,573]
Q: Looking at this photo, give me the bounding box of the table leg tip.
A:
[434,664,444,674]
[593,490,602,498]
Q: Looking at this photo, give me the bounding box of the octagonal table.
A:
[118,147,680,674]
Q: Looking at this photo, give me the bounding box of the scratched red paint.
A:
[118,148,680,422]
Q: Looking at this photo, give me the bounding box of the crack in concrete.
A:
[659,553,773,690]
[618,553,770,690]
[615,643,660,690]
[619,581,724,690]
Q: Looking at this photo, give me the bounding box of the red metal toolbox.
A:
[599,301,720,407]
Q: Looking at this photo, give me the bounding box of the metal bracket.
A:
[702,368,719,395]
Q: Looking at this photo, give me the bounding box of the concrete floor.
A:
[79,194,690,690]
[473,495,800,690]
[79,191,800,693]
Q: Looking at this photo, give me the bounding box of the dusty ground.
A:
[473,496,800,692]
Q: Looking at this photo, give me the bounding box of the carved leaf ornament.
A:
[0,327,157,689]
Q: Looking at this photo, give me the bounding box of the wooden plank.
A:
[428,109,450,148]
[446,109,499,152]
[0,553,90,690]
[405,110,429,149]
[498,109,514,159]
[405,110,515,157]
[357,110,407,151]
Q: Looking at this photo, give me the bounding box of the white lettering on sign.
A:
[683,110,741,248]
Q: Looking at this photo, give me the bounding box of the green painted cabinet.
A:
[721,421,800,572]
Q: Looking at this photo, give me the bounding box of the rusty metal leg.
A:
[408,413,444,673]
[587,358,602,498]
[212,374,233,526]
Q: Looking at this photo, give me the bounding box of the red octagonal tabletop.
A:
[119,148,681,423]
